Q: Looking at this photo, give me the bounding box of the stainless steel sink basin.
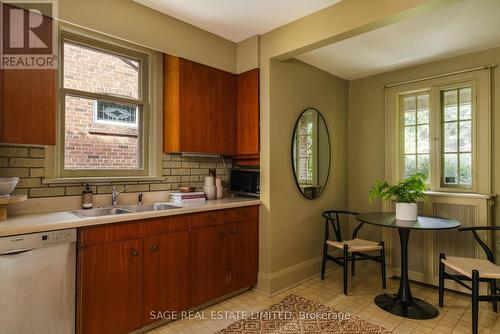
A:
[70,207,134,218]
[123,203,180,212]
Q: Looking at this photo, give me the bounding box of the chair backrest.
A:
[458,226,500,263]
[322,210,359,242]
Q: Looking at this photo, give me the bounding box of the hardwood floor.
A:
[147,262,500,334]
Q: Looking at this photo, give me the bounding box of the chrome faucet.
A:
[111,186,127,206]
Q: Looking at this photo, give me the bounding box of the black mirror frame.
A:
[291,107,331,200]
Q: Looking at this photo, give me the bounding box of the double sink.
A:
[71,203,180,218]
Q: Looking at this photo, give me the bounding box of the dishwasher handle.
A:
[0,248,36,256]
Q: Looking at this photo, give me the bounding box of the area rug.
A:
[217,294,391,334]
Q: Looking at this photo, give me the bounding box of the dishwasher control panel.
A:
[0,229,77,253]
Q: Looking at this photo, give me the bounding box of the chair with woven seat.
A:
[320,210,387,295]
[439,226,500,334]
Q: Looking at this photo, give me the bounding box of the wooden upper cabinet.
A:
[211,68,236,155]
[163,54,236,155]
[236,68,259,156]
[0,69,56,145]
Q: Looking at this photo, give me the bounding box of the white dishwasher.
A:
[0,229,77,334]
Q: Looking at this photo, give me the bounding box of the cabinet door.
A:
[190,225,224,306]
[224,220,259,293]
[77,239,142,334]
[236,69,259,156]
[1,69,56,145]
[178,59,211,153]
[142,231,190,325]
[210,68,236,155]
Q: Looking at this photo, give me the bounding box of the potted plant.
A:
[368,173,426,221]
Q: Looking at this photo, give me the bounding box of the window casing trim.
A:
[385,69,491,195]
[50,26,162,179]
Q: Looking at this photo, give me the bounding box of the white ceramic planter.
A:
[395,202,418,221]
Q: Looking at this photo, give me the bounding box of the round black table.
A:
[356,212,460,319]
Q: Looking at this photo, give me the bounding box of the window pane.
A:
[417,154,430,181]
[63,42,140,99]
[459,120,472,152]
[443,90,458,121]
[459,87,472,120]
[459,153,472,185]
[404,96,416,112]
[417,124,429,153]
[405,126,416,154]
[417,94,429,124]
[404,111,416,126]
[443,154,458,184]
[444,122,458,153]
[405,155,416,178]
[64,95,140,170]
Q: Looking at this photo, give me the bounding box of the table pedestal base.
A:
[374,294,438,319]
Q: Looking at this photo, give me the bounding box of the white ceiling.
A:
[133,0,341,42]
[296,0,500,80]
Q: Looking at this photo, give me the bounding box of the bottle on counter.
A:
[82,184,93,209]
[215,177,223,199]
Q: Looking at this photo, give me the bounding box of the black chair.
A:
[320,210,387,295]
[439,226,500,334]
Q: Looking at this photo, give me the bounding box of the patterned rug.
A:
[217,294,391,334]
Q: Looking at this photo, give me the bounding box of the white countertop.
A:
[0,197,261,237]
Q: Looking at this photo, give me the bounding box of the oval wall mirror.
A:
[291,108,331,199]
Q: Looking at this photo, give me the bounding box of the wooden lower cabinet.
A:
[224,220,259,293]
[143,231,191,325]
[190,225,225,306]
[77,206,259,334]
[77,239,143,334]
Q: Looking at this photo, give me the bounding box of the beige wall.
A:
[256,0,450,295]
[257,59,348,293]
[236,36,260,74]
[348,47,500,250]
[59,0,236,73]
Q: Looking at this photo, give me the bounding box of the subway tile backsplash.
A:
[0,145,231,198]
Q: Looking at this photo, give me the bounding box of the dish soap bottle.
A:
[82,184,93,209]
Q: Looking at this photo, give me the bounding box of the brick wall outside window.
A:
[63,42,141,169]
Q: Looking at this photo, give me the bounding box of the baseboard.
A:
[254,256,326,296]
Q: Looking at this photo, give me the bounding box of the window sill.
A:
[42,176,165,185]
[424,191,496,200]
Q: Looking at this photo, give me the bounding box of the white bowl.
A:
[0,177,19,197]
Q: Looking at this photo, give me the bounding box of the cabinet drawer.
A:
[190,210,225,229]
[79,222,142,248]
[142,215,190,237]
[226,206,258,223]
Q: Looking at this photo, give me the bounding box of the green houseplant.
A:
[368,173,426,221]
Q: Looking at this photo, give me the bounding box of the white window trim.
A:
[385,69,491,195]
[45,23,163,181]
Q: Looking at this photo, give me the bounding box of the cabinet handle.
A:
[129,248,139,257]
[231,228,239,235]
[219,231,226,239]
[226,268,232,283]
[150,244,158,252]
[208,214,216,222]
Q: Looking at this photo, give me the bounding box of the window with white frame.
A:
[400,85,474,190]
[60,33,149,176]
[386,69,491,195]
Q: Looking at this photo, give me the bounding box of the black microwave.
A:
[229,169,260,197]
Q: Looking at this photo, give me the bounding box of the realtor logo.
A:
[1,0,58,69]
